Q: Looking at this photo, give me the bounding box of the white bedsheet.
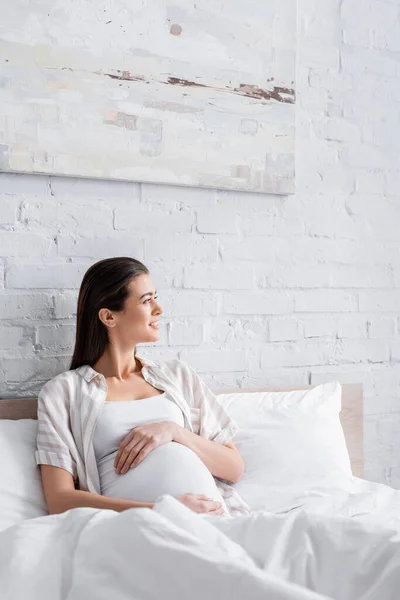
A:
[2,480,400,600]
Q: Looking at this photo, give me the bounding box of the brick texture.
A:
[0,0,400,489]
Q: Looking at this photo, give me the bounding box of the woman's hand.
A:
[176,493,225,515]
[114,421,179,474]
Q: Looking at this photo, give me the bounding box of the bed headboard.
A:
[0,383,363,478]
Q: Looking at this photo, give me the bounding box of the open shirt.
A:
[35,355,250,516]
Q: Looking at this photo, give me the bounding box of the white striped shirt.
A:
[35,355,250,516]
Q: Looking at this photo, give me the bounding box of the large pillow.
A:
[0,419,47,532]
[219,382,353,511]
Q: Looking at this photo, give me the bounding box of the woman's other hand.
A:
[114,421,179,474]
[176,493,225,515]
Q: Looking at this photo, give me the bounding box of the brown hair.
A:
[70,257,149,370]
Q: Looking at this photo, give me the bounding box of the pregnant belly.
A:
[97,442,225,506]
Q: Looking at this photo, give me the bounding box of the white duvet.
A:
[2,478,400,600]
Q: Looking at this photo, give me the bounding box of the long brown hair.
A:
[70,257,149,370]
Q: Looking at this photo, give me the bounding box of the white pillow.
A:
[219,382,353,511]
[0,419,47,532]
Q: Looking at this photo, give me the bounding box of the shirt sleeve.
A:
[183,361,240,445]
[35,377,78,480]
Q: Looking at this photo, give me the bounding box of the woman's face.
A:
[103,273,163,346]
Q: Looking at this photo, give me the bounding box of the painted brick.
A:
[356,170,385,194]
[57,235,144,260]
[294,290,358,312]
[0,293,53,319]
[183,265,253,290]
[202,317,269,347]
[0,324,25,349]
[367,317,396,339]
[261,341,329,369]
[363,394,400,417]
[239,212,305,237]
[6,263,90,289]
[196,207,239,234]
[207,371,250,390]
[359,291,400,312]
[332,339,389,364]
[346,195,400,242]
[241,368,310,387]
[373,367,400,391]
[261,339,388,370]
[136,347,180,363]
[142,183,217,209]
[326,117,360,143]
[386,171,400,195]
[0,173,49,194]
[310,367,374,387]
[303,316,338,338]
[21,198,114,234]
[37,324,76,350]
[114,207,193,233]
[159,291,220,317]
[183,350,247,373]
[258,264,392,289]
[0,194,18,223]
[53,291,78,319]
[145,235,218,262]
[168,321,203,346]
[223,291,293,315]
[391,341,400,363]
[221,237,279,262]
[0,260,4,289]
[145,263,182,288]
[337,315,368,339]
[2,356,71,382]
[303,315,368,339]
[342,28,372,49]
[0,231,52,257]
[269,318,302,342]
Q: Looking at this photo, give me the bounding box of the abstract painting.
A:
[0,0,296,194]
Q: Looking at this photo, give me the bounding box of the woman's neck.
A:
[93,348,141,380]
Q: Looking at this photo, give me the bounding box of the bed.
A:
[2,382,400,600]
[0,383,364,476]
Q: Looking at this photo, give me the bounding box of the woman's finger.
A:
[207,507,225,516]
[129,443,157,470]
[116,438,144,473]
[202,500,222,513]
[114,430,136,470]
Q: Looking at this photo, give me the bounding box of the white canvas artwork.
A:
[0,1,296,194]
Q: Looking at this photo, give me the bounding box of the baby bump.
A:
[98,442,225,505]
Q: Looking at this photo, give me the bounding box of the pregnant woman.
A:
[36,257,247,517]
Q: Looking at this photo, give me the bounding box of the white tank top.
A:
[93,392,225,507]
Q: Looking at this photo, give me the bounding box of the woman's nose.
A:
[154,301,163,315]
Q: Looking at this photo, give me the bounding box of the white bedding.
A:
[2,481,400,600]
[2,383,399,599]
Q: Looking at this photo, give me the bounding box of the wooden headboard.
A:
[0,383,363,478]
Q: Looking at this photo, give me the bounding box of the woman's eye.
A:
[144,296,158,304]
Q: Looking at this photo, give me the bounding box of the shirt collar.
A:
[76,354,156,383]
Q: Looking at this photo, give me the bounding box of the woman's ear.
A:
[98,308,116,329]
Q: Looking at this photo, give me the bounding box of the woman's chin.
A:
[148,329,161,340]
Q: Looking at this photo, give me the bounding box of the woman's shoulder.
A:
[38,368,81,401]
[146,357,194,378]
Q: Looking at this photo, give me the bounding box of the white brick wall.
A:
[1,0,400,487]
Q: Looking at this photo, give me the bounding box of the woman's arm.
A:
[173,428,245,484]
[40,465,153,514]
[40,465,224,516]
